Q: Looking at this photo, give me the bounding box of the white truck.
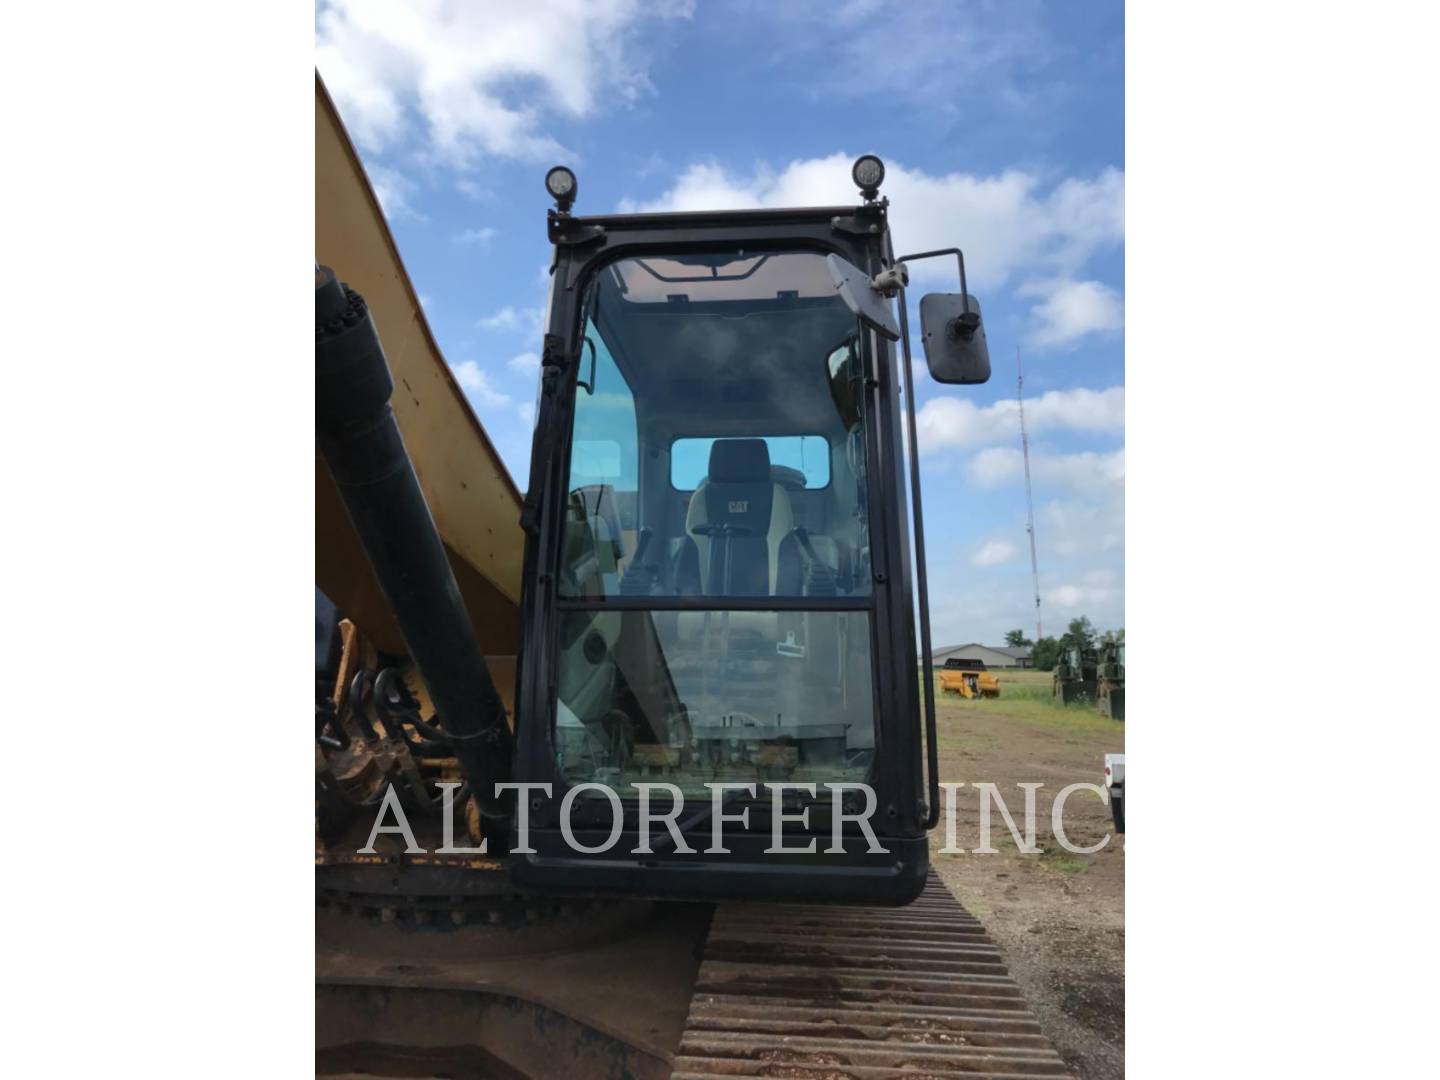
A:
[1104,752,1125,833]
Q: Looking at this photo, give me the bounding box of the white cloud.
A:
[1027,279,1124,349]
[745,1,1060,115]
[367,164,424,221]
[1083,567,1119,588]
[455,177,493,202]
[1046,580,1118,612]
[967,447,1125,493]
[508,352,541,375]
[453,226,497,246]
[316,0,693,165]
[916,386,1124,453]
[972,539,1018,567]
[478,305,544,335]
[924,549,1123,648]
[519,402,536,425]
[922,487,1125,645]
[623,156,1123,289]
[966,447,1023,487]
[1040,499,1124,559]
[449,360,512,408]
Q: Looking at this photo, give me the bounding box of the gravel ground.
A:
[928,671,1126,1080]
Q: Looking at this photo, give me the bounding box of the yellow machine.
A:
[314,73,1066,1077]
[938,657,1001,698]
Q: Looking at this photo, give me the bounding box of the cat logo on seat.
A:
[728,500,749,513]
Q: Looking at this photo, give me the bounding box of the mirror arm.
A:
[896,247,978,338]
[894,288,942,831]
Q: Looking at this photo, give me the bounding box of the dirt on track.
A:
[928,669,1125,1080]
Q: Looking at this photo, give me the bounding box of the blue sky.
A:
[316,0,1124,645]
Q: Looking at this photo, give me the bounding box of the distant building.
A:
[929,643,1033,669]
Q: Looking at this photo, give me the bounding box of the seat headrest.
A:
[708,439,770,484]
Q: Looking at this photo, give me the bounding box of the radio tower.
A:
[1017,347,1042,642]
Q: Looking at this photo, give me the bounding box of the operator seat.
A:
[682,439,797,595]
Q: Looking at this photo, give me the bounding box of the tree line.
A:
[1004,616,1123,672]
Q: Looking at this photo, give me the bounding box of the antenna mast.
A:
[1017,347,1042,642]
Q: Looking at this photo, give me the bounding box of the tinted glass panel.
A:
[672,436,830,490]
[558,250,872,600]
[556,609,875,796]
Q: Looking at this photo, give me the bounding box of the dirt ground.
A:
[928,669,1125,1080]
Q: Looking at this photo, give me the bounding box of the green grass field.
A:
[926,667,1120,737]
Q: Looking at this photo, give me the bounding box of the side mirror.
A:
[826,254,900,341]
[920,293,990,384]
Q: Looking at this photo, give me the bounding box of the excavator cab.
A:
[509,158,991,903]
[316,152,989,906]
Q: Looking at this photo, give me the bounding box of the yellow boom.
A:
[314,74,525,672]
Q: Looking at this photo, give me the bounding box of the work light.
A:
[852,154,885,200]
[545,165,577,212]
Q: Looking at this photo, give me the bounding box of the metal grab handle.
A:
[576,336,598,395]
[894,290,942,830]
